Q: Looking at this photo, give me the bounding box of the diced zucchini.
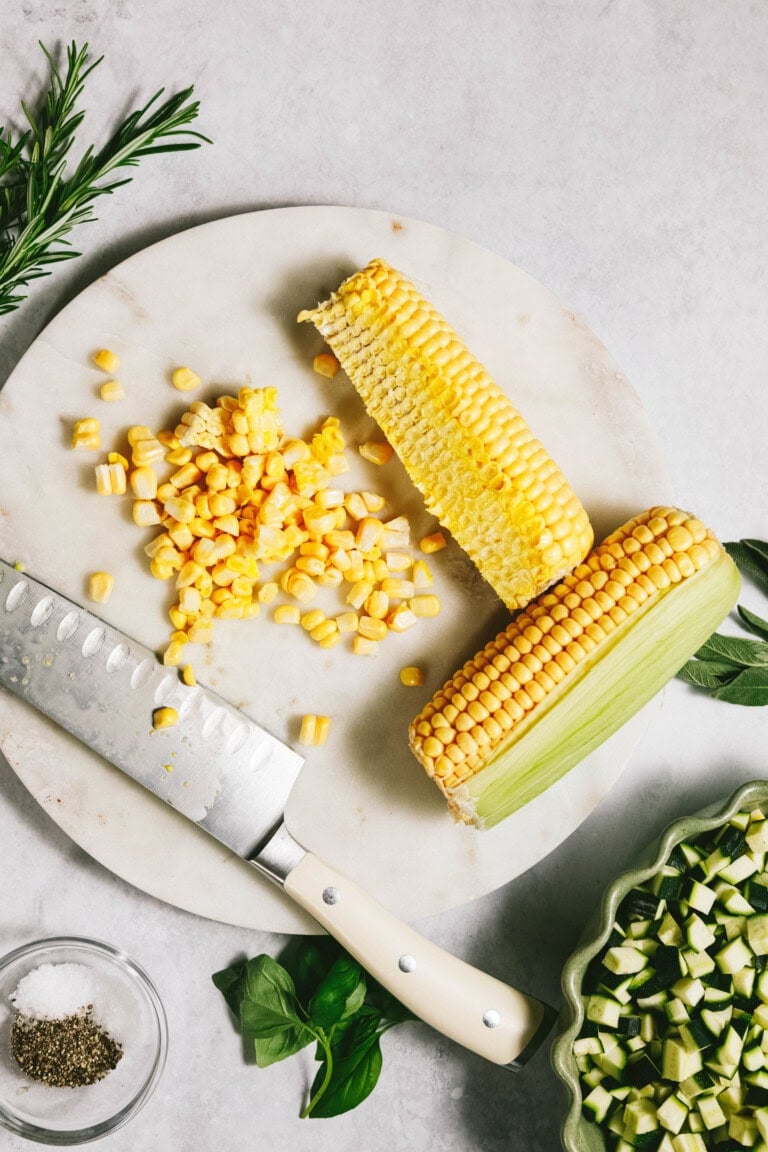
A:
[582,1082,614,1123]
[716,936,754,975]
[657,1091,689,1133]
[605,946,651,975]
[748,915,768,957]
[663,1037,703,1082]
[729,1110,759,1144]
[720,853,760,885]
[623,1095,659,1136]
[685,913,716,953]
[587,994,621,1028]
[686,880,717,916]
[695,1091,726,1129]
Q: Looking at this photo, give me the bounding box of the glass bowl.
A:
[0,936,167,1145]
[551,778,768,1152]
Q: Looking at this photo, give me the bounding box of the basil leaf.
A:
[239,955,304,1038]
[725,540,768,594]
[279,937,338,1006]
[364,977,417,1025]
[212,959,248,1017]
[309,955,367,1029]
[253,1023,313,1068]
[309,1030,383,1118]
[713,667,768,707]
[738,604,768,642]
[677,659,741,691]
[695,632,768,668]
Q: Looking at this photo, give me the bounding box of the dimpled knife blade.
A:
[0,559,303,859]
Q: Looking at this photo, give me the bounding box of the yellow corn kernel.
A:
[325,530,355,550]
[380,577,415,600]
[157,430,180,449]
[301,609,326,631]
[171,462,202,490]
[130,466,158,499]
[355,517,383,551]
[150,559,174,581]
[162,640,186,667]
[317,567,343,588]
[181,665,197,687]
[163,496,196,524]
[187,621,214,645]
[87,571,114,603]
[317,628,342,649]
[108,463,127,495]
[132,438,166,467]
[215,599,247,620]
[283,569,317,603]
[152,706,179,730]
[310,618,338,643]
[359,441,393,466]
[358,615,388,642]
[168,606,187,630]
[172,366,202,392]
[313,352,340,379]
[335,611,359,633]
[108,451,129,468]
[412,559,434,588]
[361,491,386,513]
[326,453,349,476]
[387,605,418,632]
[144,532,173,558]
[99,379,125,401]
[364,590,389,620]
[94,464,112,496]
[256,582,279,604]
[400,666,425,687]
[179,586,202,613]
[168,522,194,551]
[93,348,120,373]
[352,636,380,656]
[274,604,301,624]
[410,594,441,618]
[71,418,101,450]
[134,500,162,527]
[346,579,373,610]
[420,532,446,554]
[344,492,368,521]
[385,552,412,573]
[127,425,154,445]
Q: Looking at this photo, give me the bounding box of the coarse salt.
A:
[11,963,99,1022]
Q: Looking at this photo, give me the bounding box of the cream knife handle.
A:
[283,851,555,1067]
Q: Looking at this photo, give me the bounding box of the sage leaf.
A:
[677,659,740,690]
[725,541,768,594]
[738,605,768,642]
[309,955,367,1030]
[696,633,768,668]
[712,667,768,707]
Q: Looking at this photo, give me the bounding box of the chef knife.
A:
[0,558,555,1066]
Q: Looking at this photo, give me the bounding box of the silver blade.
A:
[0,559,303,860]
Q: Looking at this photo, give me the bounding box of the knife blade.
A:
[0,559,555,1067]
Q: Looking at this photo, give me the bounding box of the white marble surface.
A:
[0,2,766,1150]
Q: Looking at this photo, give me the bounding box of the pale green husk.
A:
[448,549,741,829]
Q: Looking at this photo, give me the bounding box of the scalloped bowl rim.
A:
[552,778,768,1152]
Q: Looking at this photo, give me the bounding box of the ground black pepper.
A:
[10,1011,123,1087]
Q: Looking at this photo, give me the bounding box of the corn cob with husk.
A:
[409,507,740,829]
[298,258,593,611]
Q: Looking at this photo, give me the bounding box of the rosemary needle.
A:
[0,40,210,317]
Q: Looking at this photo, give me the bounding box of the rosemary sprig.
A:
[0,40,209,316]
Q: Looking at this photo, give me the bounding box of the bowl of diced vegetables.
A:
[552,779,768,1152]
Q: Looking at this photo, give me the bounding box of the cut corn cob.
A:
[409,508,740,829]
[299,259,593,610]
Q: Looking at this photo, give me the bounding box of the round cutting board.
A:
[0,206,672,932]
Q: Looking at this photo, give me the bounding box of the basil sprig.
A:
[677,539,768,705]
[212,938,414,1118]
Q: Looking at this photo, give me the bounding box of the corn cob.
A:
[298,258,593,610]
[409,507,740,829]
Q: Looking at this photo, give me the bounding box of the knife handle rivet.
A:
[398,954,416,973]
[322,886,340,906]
[483,1010,501,1029]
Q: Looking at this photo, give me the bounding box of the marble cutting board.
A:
[0,206,672,933]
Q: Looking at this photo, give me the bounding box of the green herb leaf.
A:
[695,632,768,668]
[308,1018,384,1118]
[724,541,768,595]
[738,604,768,642]
[0,41,209,316]
[253,1023,314,1069]
[211,959,248,1017]
[676,659,740,691]
[239,955,303,1037]
[712,667,768,707]
[279,937,338,1006]
[309,954,367,1030]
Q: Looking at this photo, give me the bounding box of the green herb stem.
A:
[300,1030,334,1119]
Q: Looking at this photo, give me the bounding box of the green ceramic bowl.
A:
[552,778,768,1152]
